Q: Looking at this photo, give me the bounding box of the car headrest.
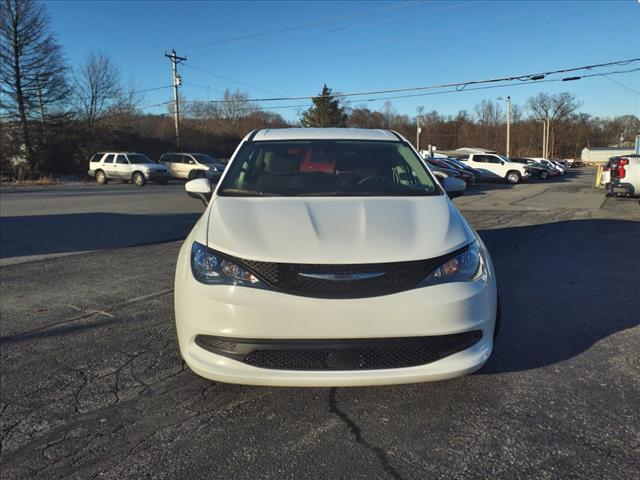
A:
[264,151,295,175]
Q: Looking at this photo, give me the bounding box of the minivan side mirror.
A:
[185,178,212,206]
[442,177,466,199]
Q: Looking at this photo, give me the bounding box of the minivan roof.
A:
[165,152,206,155]
[252,128,401,142]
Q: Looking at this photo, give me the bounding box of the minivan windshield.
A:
[127,154,154,164]
[218,140,440,197]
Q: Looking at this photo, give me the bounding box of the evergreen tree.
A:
[300,84,346,127]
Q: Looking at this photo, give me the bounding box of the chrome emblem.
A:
[298,272,385,281]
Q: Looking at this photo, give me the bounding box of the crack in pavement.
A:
[64,304,114,318]
[0,288,174,343]
[328,388,404,480]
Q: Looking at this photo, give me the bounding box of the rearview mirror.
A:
[443,177,466,199]
[185,178,212,206]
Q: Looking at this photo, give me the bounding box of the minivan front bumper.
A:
[144,170,169,181]
[174,245,498,386]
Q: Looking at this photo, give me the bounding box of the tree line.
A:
[1,0,637,180]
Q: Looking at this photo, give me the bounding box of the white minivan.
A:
[174,128,499,386]
[159,152,226,180]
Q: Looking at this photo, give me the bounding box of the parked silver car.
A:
[88,152,168,186]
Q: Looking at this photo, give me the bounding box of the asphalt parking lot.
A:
[1,169,639,479]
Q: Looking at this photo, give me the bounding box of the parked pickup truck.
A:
[88,152,169,187]
[606,155,640,198]
[459,153,531,184]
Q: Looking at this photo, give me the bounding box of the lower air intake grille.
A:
[195,331,483,371]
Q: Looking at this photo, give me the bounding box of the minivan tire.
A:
[506,171,521,184]
[133,172,146,187]
[95,170,107,185]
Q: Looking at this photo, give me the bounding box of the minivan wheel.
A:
[133,172,146,187]
[539,171,549,180]
[95,170,107,185]
[506,171,521,184]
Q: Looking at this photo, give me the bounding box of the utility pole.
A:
[164,49,187,148]
[505,96,511,158]
[545,118,551,158]
[542,119,547,158]
[416,106,424,154]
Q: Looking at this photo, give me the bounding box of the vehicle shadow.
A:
[0,212,201,258]
[477,218,640,374]
[463,170,580,196]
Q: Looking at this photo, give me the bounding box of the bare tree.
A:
[220,89,256,125]
[381,100,395,128]
[74,52,122,126]
[474,100,502,148]
[184,100,219,121]
[114,81,143,115]
[526,92,581,122]
[0,0,70,172]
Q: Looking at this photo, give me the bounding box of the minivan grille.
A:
[195,331,483,371]
[233,247,466,298]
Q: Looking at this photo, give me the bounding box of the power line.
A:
[136,66,639,113]
[178,1,427,51]
[182,64,284,97]
[354,68,640,103]
[131,85,173,94]
[137,101,172,110]
[589,66,640,95]
[183,81,224,94]
[176,59,640,104]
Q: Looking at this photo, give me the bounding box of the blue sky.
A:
[45,0,640,121]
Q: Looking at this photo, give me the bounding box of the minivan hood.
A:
[204,196,475,264]
[142,163,167,171]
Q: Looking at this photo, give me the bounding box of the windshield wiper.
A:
[220,188,283,197]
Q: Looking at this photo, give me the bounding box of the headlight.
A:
[418,241,484,287]
[191,242,266,288]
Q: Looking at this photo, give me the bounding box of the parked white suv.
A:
[88,152,168,186]
[461,153,530,184]
[174,128,499,386]
[159,152,226,180]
